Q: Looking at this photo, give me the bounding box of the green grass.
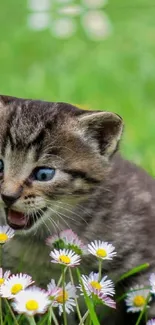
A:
[0,0,155,175]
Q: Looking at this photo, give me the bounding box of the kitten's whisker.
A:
[39,207,60,235]
[37,209,51,235]
[44,199,88,225]
[47,206,71,230]
[56,200,92,217]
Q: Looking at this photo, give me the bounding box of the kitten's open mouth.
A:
[5,208,47,230]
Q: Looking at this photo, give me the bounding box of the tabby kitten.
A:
[0,95,155,324]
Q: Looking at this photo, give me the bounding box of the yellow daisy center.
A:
[133,295,146,307]
[0,278,4,285]
[96,248,107,258]
[0,233,8,242]
[26,300,39,311]
[90,281,102,290]
[56,290,68,303]
[59,255,71,264]
[11,283,23,295]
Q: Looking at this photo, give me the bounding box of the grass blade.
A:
[76,269,100,325]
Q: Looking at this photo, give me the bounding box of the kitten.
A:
[0,95,155,324]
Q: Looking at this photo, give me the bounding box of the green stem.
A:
[69,268,84,324]
[135,293,151,325]
[50,307,59,325]
[27,316,37,325]
[0,245,2,266]
[78,310,89,325]
[4,299,19,325]
[62,267,67,325]
[57,267,67,286]
[0,246,3,325]
[98,259,102,281]
[0,298,3,325]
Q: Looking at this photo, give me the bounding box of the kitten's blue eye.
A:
[0,160,4,174]
[33,167,55,182]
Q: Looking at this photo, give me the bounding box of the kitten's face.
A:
[0,96,123,232]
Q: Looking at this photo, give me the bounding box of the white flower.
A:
[50,248,81,267]
[49,281,76,315]
[88,240,116,260]
[0,273,34,299]
[80,272,115,297]
[149,273,155,294]
[0,268,11,285]
[125,285,151,313]
[27,0,112,40]
[92,290,116,309]
[12,286,50,316]
[0,226,15,244]
[147,320,155,325]
[46,229,87,255]
[47,279,61,299]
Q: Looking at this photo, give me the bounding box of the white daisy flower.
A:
[0,273,34,299]
[92,290,116,309]
[147,320,155,325]
[50,248,81,267]
[0,226,15,244]
[88,240,116,260]
[149,273,155,294]
[50,281,76,315]
[12,286,50,316]
[0,268,11,285]
[80,272,115,297]
[47,279,61,300]
[125,285,151,313]
[46,229,87,255]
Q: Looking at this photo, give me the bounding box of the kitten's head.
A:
[0,95,123,232]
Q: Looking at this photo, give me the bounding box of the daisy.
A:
[50,248,81,267]
[0,268,11,286]
[149,273,155,294]
[147,320,155,325]
[125,285,151,313]
[92,290,116,309]
[46,229,87,255]
[47,279,61,300]
[49,281,76,315]
[0,226,15,244]
[12,286,50,316]
[88,240,117,260]
[80,272,115,297]
[0,273,34,299]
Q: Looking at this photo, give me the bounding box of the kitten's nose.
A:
[1,192,21,207]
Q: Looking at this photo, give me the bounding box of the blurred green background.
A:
[0,0,154,175]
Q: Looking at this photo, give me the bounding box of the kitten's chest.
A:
[3,237,61,286]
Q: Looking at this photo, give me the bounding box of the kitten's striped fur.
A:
[0,95,155,324]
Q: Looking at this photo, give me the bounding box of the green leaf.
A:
[76,269,100,325]
[117,263,149,283]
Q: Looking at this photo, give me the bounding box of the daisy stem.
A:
[69,268,84,324]
[0,298,3,325]
[135,293,151,325]
[27,316,37,325]
[0,245,2,266]
[0,246,3,325]
[4,299,19,325]
[50,307,59,325]
[98,259,102,281]
[62,267,67,325]
[78,310,89,325]
[57,266,67,286]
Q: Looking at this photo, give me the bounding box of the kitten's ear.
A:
[78,111,123,158]
[0,95,15,106]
